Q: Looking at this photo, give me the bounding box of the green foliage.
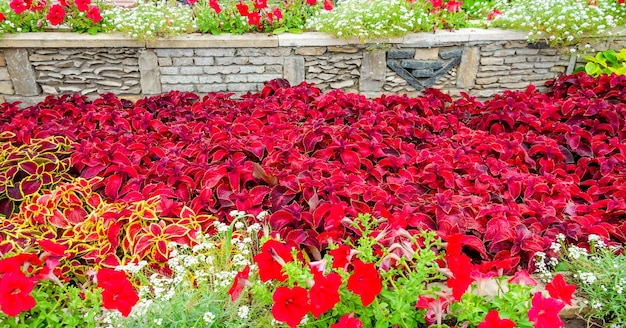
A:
[575,49,626,76]
[108,212,273,327]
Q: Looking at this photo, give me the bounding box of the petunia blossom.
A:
[97,268,139,317]
[331,313,363,328]
[74,0,90,11]
[477,310,515,328]
[86,6,102,24]
[209,0,221,14]
[528,292,565,328]
[46,4,66,26]
[310,271,342,318]
[545,274,576,306]
[347,259,382,306]
[228,264,250,302]
[253,239,293,282]
[236,1,249,16]
[272,286,310,328]
[10,0,31,15]
[329,244,353,270]
[0,271,37,317]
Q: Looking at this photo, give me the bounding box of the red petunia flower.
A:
[0,271,37,317]
[236,1,249,16]
[253,240,293,282]
[86,6,102,24]
[228,265,250,302]
[75,0,90,11]
[323,0,332,10]
[272,286,310,328]
[30,0,45,12]
[416,295,448,326]
[305,0,316,4]
[545,274,576,306]
[331,313,363,328]
[247,11,261,27]
[445,0,462,12]
[347,259,382,306]
[46,4,66,26]
[10,0,31,15]
[209,0,221,14]
[446,252,476,300]
[487,8,502,20]
[478,310,515,328]
[272,7,282,20]
[0,253,41,278]
[310,271,342,318]
[0,12,5,22]
[97,268,139,317]
[253,0,266,9]
[329,244,353,270]
[528,292,565,328]
[508,269,537,286]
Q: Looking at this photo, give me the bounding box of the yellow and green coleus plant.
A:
[576,49,626,77]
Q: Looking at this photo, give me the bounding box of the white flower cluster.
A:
[101,0,196,41]
[307,0,431,40]
[491,0,626,48]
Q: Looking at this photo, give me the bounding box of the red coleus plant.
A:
[2,73,626,272]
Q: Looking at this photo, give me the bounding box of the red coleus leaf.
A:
[478,310,515,328]
[545,273,576,306]
[272,286,310,328]
[528,292,565,328]
[310,271,342,318]
[347,259,382,306]
[253,240,293,282]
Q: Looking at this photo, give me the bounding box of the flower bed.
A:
[1,72,625,327]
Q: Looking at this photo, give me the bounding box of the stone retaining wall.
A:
[1,29,625,105]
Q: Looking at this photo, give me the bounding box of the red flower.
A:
[247,12,261,27]
[0,271,36,317]
[228,265,250,302]
[305,0,316,4]
[272,7,282,20]
[347,259,382,306]
[329,244,353,270]
[478,310,515,328]
[0,253,41,278]
[487,8,502,20]
[37,239,68,258]
[0,12,4,23]
[528,292,565,328]
[253,240,293,282]
[236,1,249,16]
[508,269,537,286]
[310,271,342,318]
[272,286,310,328]
[545,274,576,306]
[331,313,363,328]
[75,0,90,11]
[10,0,31,15]
[30,0,45,12]
[46,4,66,26]
[253,0,266,9]
[97,268,139,317]
[416,295,448,325]
[446,252,476,300]
[86,6,102,24]
[445,0,462,12]
[209,0,221,14]
[323,0,332,10]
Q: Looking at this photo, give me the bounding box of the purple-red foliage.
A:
[2,74,625,270]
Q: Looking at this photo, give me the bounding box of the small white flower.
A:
[203,311,216,324]
[238,305,250,320]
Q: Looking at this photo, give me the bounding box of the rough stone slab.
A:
[465,28,529,42]
[5,49,40,96]
[0,81,14,94]
[403,30,470,47]
[480,57,504,65]
[440,48,462,60]
[193,57,215,66]
[400,60,443,70]
[227,82,263,92]
[248,74,282,83]
[139,49,162,95]
[0,67,10,80]
[197,83,228,93]
[240,66,265,74]
[0,95,4,103]
[295,47,327,56]
[414,48,439,60]
[498,75,523,83]
[330,79,354,89]
[0,55,4,67]
[284,56,305,86]
[328,46,359,53]
[0,33,144,48]
[456,47,479,89]
[359,50,386,92]
[411,69,435,78]
[147,33,278,48]
[279,33,353,47]
[388,49,414,59]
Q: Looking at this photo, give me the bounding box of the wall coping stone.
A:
[1,28,625,48]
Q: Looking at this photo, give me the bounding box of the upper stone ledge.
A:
[278,32,404,47]
[146,33,278,48]
[0,32,144,48]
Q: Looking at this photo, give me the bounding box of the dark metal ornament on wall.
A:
[387,48,462,90]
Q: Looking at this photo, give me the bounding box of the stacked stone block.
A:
[0,51,12,103]
[155,48,288,93]
[30,48,141,96]
[296,46,362,93]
